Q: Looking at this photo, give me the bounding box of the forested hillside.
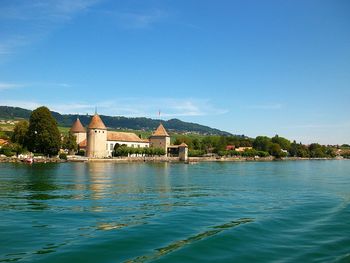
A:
[0,106,232,135]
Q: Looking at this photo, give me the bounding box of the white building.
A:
[70,113,187,159]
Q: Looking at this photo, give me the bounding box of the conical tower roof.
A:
[152,123,169,137]
[70,118,85,133]
[88,114,107,129]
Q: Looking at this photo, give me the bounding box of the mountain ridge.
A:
[0,106,232,136]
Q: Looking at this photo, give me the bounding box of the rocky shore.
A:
[0,156,65,163]
[1,155,345,164]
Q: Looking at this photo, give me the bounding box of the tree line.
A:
[174,134,341,159]
[113,144,165,157]
[0,106,231,136]
[0,106,347,159]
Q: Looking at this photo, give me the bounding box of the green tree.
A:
[62,133,78,153]
[271,135,291,151]
[253,136,272,152]
[269,143,286,158]
[289,140,298,157]
[26,106,61,156]
[0,143,24,157]
[11,120,29,146]
[174,136,193,149]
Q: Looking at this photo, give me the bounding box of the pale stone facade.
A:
[75,132,86,145]
[86,114,107,158]
[106,141,149,157]
[149,123,170,153]
[106,131,149,157]
[149,136,170,151]
[70,115,187,160]
[70,118,86,145]
[178,143,188,162]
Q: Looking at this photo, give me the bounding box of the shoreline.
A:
[0,155,347,164]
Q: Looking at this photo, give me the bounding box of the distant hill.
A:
[0,106,232,136]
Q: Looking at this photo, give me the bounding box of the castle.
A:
[70,113,188,160]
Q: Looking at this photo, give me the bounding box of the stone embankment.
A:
[0,155,347,164]
[0,155,65,163]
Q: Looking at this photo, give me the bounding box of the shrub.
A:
[0,143,25,157]
[256,151,269,157]
[241,149,257,157]
[76,150,85,156]
[59,153,67,160]
[0,146,15,157]
[188,149,205,157]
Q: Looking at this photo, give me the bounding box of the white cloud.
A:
[0,97,228,118]
[100,9,167,29]
[118,10,166,29]
[0,81,72,90]
[284,123,350,129]
[0,100,41,110]
[0,82,24,90]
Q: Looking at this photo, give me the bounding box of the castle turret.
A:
[178,143,188,162]
[70,117,86,145]
[86,114,107,158]
[149,123,170,153]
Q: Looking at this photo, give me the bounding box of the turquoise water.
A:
[0,161,350,262]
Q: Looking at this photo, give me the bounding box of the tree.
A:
[62,133,78,153]
[269,143,286,158]
[271,135,291,151]
[0,143,24,157]
[253,136,272,152]
[26,106,61,156]
[11,120,29,146]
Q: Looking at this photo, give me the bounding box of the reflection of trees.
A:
[0,163,62,211]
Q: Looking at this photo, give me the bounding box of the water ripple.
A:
[125,218,254,263]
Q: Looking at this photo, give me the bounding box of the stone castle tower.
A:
[86,113,107,158]
[149,123,170,153]
[70,117,86,145]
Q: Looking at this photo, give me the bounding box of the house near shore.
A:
[70,113,188,160]
[235,146,253,152]
[0,138,9,148]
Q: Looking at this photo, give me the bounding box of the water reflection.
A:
[1,161,350,263]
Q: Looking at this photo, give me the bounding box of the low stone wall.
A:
[0,156,65,163]
[1,155,347,164]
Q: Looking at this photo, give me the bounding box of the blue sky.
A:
[0,0,349,144]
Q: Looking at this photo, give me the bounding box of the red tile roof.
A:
[79,139,87,148]
[70,118,86,133]
[151,123,169,137]
[107,131,148,143]
[88,114,106,129]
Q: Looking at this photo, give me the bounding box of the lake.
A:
[0,161,349,262]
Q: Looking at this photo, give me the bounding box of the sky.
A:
[0,0,349,144]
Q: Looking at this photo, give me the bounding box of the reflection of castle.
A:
[70,113,188,160]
